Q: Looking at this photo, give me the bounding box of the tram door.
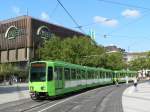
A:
[55,67,63,89]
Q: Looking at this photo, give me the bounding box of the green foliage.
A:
[0,63,21,76]
[39,35,126,70]
[104,52,126,70]
[39,36,63,60]
[129,52,150,70]
[129,57,148,70]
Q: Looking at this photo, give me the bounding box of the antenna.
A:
[26,8,28,16]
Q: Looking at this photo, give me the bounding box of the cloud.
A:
[121,9,140,18]
[12,6,21,16]
[93,16,118,27]
[40,12,50,21]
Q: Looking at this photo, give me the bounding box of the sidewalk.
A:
[0,83,30,104]
[122,81,150,112]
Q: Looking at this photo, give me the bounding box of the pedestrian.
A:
[125,76,129,85]
[133,77,138,91]
[9,79,12,85]
[19,78,21,83]
[114,78,119,87]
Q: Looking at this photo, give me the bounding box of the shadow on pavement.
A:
[0,86,28,94]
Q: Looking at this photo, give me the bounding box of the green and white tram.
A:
[29,60,137,99]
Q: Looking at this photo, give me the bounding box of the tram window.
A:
[100,72,102,78]
[95,71,98,79]
[82,70,85,79]
[94,72,96,79]
[96,72,98,79]
[48,67,53,81]
[55,67,63,80]
[106,72,108,78]
[108,73,110,78]
[64,68,70,80]
[100,72,103,79]
[71,69,76,80]
[102,72,104,78]
[106,73,108,78]
[105,73,107,78]
[93,71,95,79]
[77,69,81,79]
[101,72,103,78]
[79,70,82,79]
[98,72,100,79]
[90,71,93,79]
[88,71,91,79]
[107,73,109,78]
[91,71,94,79]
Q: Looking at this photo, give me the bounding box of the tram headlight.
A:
[30,86,34,91]
[41,86,45,90]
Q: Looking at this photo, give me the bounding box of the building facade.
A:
[124,52,147,62]
[105,45,125,53]
[0,16,86,69]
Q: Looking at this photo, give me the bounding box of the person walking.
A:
[125,76,129,85]
[133,77,138,91]
[114,78,119,87]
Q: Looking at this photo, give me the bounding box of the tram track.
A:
[93,87,115,112]
[58,87,116,112]
[35,85,119,112]
[0,84,126,112]
[20,100,53,112]
[0,99,56,112]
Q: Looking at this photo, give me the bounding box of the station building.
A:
[0,16,86,69]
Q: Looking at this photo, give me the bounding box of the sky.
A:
[1,0,150,52]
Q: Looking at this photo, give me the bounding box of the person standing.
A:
[133,77,138,91]
[125,76,129,85]
[114,77,119,87]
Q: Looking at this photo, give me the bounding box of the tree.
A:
[129,56,150,71]
[105,52,126,70]
[129,51,150,71]
[39,36,106,67]
[0,64,9,84]
[39,35,63,60]
[39,35,126,70]
[0,63,22,84]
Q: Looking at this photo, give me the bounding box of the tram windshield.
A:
[30,63,46,82]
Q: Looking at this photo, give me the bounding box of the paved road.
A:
[122,82,150,112]
[0,83,28,94]
[0,83,29,104]
[0,84,127,112]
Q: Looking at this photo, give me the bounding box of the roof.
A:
[127,52,147,56]
[0,15,87,37]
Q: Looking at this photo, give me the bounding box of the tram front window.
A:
[30,63,46,82]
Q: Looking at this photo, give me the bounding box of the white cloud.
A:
[12,6,21,16]
[122,9,140,18]
[93,16,118,27]
[40,12,50,21]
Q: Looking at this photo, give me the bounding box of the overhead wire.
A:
[56,0,85,33]
[97,0,150,11]
[108,11,150,35]
[96,0,150,38]
[49,2,59,18]
[73,0,150,33]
